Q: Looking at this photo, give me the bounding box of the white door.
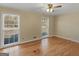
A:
[1,14,20,48]
[41,17,49,38]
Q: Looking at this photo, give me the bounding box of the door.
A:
[2,14,20,47]
[41,17,49,38]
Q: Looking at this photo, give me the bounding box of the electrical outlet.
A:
[33,36,37,39]
[22,38,24,39]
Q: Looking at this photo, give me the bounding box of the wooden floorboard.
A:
[0,36,79,56]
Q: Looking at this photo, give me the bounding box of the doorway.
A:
[1,14,20,48]
[41,17,49,38]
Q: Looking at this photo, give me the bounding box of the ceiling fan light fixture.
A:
[46,8,54,12]
[45,3,63,13]
[46,4,54,13]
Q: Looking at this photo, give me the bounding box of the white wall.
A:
[0,6,55,46]
[55,12,79,42]
[49,16,55,36]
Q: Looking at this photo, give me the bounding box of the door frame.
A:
[1,14,20,48]
[41,17,49,38]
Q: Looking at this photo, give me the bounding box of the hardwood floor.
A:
[0,36,79,56]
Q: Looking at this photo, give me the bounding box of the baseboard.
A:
[54,35,79,43]
[21,35,54,44]
[19,38,41,45]
[0,36,51,49]
[19,35,53,44]
[0,35,54,49]
[48,35,54,38]
[0,38,41,49]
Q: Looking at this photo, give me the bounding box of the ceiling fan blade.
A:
[54,5,62,8]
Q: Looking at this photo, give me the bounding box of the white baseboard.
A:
[48,35,54,37]
[2,35,78,49]
[54,35,79,43]
[0,38,41,49]
[20,35,54,44]
[0,35,53,49]
[19,38,41,44]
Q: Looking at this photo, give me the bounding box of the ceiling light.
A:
[47,8,54,12]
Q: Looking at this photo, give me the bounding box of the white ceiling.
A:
[0,3,79,15]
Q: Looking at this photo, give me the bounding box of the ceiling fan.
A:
[46,3,63,12]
